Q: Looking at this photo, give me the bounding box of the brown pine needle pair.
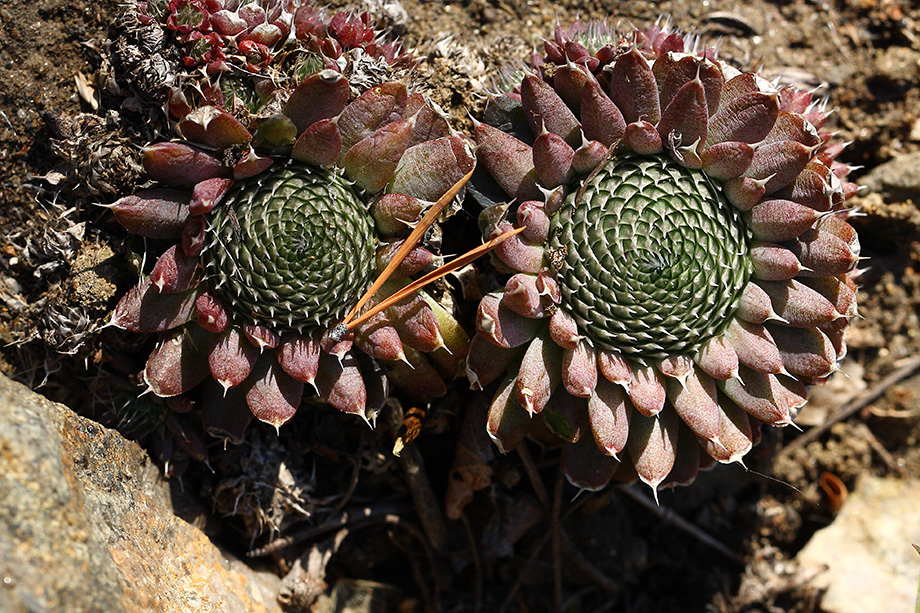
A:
[343,167,525,332]
[347,226,526,331]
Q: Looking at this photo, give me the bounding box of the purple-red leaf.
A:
[110,189,190,239]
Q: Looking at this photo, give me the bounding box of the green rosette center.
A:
[203,162,376,329]
[549,155,752,359]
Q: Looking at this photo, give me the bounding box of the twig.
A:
[783,353,920,454]
[560,530,621,593]
[386,400,450,553]
[561,489,602,521]
[562,587,612,613]
[552,465,564,613]
[617,484,745,565]
[247,501,410,557]
[460,513,484,612]
[497,531,554,613]
[384,518,440,612]
[867,406,919,418]
[255,507,440,610]
[517,443,550,513]
[854,422,905,475]
[397,442,450,553]
[332,440,363,513]
[516,444,617,607]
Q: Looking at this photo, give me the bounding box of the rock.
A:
[795,474,920,613]
[859,152,920,203]
[910,118,920,143]
[0,373,281,612]
[874,46,920,86]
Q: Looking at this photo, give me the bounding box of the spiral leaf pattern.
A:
[550,156,751,359]
[107,9,479,451]
[203,163,376,329]
[471,20,863,493]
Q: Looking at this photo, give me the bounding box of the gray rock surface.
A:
[860,152,920,203]
[795,474,920,613]
[0,373,281,613]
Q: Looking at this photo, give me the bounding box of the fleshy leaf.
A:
[245,353,303,428]
[110,189,190,239]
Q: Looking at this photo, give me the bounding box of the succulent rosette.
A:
[139,0,403,72]
[469,21,861,494]
[108,13,474,442]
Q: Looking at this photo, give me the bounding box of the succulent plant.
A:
[138,0,403,73]
[469,20,861,495]
[108,10,475,444]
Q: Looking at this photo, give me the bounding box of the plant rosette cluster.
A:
[138,0,403,73]
[469,21,861,495]
[108,23,475,444]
